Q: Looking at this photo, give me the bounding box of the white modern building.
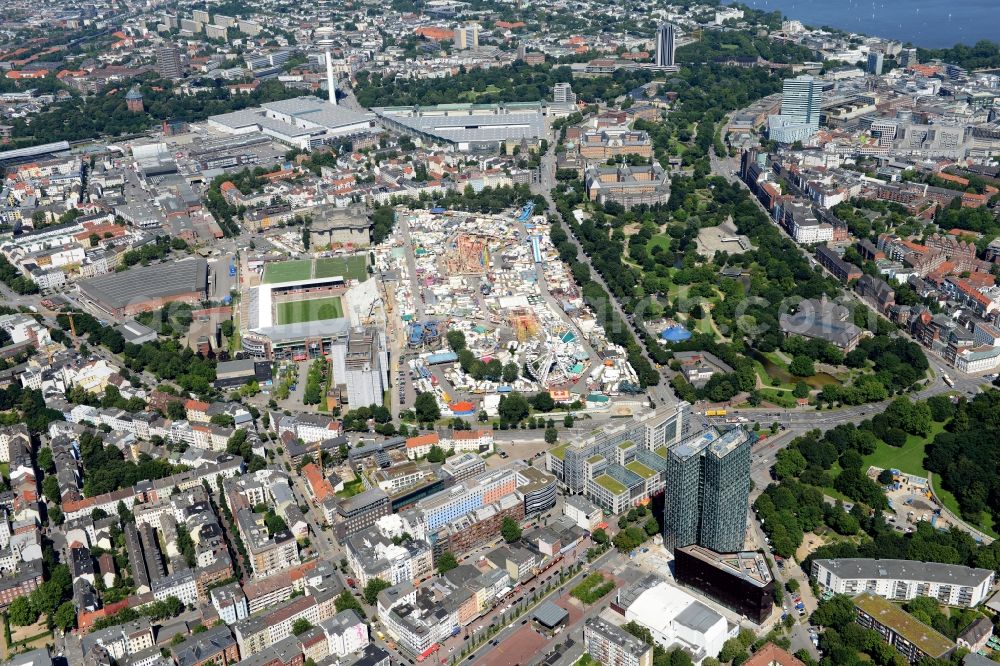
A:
[553,82,576,105]
[320,609,369,657]
[563,495,604,532]
[152,569,199,606]
[624,581,730,661]
[812,559,995,608]
[211,583,249,624]
[455,23,479,49]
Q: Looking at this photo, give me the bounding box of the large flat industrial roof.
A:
[78,258,207,309]
[262,97,374,128]
[374,108,545,143]
[209,97,373,135]
[0,140,71,165]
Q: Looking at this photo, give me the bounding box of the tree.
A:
[498,392,530,424]
[592,528,608,545]
[544,427,558,444]
[53,601,76,632]
[446,330,466,351]
[773,448,807,480]
[334,589,365,617]
[363,578,392,605]
[531,392,555,412]
[718,638,744,663]
[292,618,313,635]
[437,551,459,573]
[670,651,694,666]
[563,413,575,428]
[811,594,857,630]
[613,526,647,552]
[426,445,446,463]
[167,400,186,420]
[501,517,522,543]
[37,447,54,474]
[502,362,518,383]
[643,516,659,536]
[877,469,895,485]
[788,356,815,377]
[8,596,38,626]
[414,392,441,423]
[42,475,60,504]
[793,382,810,399]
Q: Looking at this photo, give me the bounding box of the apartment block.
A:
[812,559,994,608]
[854,593,955,663]
[584,617,654,666]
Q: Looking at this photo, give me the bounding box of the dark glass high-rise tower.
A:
[663,427,751,553]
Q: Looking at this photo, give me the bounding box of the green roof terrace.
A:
[593,474,628,495]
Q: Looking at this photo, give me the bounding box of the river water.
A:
[729,0,999,48]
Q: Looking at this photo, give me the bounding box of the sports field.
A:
[275,296,344,324]
[315,255,368,282]
[263,260,313,284]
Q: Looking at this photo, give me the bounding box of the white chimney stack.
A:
[325,45,337,105]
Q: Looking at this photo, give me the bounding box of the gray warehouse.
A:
[77,258,208,318]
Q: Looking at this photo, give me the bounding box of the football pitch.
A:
[275,296,344,324]
[263,259,313,284]
[315,255,368,282]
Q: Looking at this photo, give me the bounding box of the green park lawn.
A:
[934,483,998,539]
[861,421,946,477]
[647,234,673,252]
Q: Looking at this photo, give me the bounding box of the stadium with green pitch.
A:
[240,255,371,359]
[275,296,345,324]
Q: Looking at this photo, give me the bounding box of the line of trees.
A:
[9,77,299,147]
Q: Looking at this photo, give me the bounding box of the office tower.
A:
[456,23,479,49]
[663,427,751,553]
[780,74,821,125]
[655,23,676,68]
[156,45,183,79]
[553,82,576,105]
[767,74,822,144]
[867,51,884,76]
[900,48,918,68]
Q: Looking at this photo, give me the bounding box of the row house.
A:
[234,588,338,657]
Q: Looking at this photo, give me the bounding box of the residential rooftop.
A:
[854,593,955,658]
